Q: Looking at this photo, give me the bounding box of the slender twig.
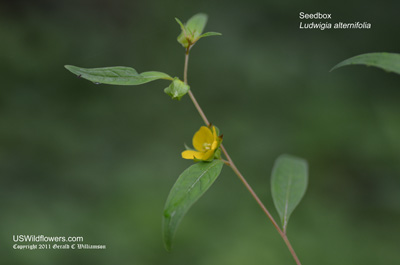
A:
[184,49,210,126]
[221,159,230,166]
[183,47,302,265]
[184,47,190,84]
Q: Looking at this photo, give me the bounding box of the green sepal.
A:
[164,78,190,100]
[213,148,222,160]
[184,143,193,151]
[209,124,221,136]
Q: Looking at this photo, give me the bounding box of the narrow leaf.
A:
[64,65,172,85]
[199,32,222,39]
[330,52,400,75]
[271,154,308,233]
[175,17,186,32]
[163,160,224,251]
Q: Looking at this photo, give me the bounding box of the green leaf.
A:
[64,65,173,85]
[177,33,190,48]
[177,13,209,48]
[199,32,222,38]
[175,17,186,32]
[164,78,190,100]
[185,13,208,39]
[330,52,400,75]
[163,160,224,251]
[271,154,308,233]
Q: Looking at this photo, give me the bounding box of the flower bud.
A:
[164,78,190,100]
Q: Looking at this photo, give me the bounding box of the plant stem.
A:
[183,49,302,265]
[184,48,210,126]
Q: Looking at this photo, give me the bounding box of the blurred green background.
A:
[1,0,400,264]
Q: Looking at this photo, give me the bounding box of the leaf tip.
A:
[329,62,343,73]
[64,65,80,77]
[175,17,185,31]
[174,17,182,24]
[163,231,172,251]
[278,153,307,164]
[162,223,173,252]
[195,12,208,19]
[164,245,172,252]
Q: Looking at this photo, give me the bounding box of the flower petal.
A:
[193,126,213,151]
[182,150,205,160]
[211,126,222,150]
[212,126,217,141]
[201,150,215,161]
[211,140,219,150]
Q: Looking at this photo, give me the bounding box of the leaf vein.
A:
[283,176,292,231]
[187,162,220,193]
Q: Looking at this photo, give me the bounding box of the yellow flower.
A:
[182,125,223,161]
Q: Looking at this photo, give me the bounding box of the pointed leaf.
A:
[184,13,208,39]
[177,13,209,48]
[64,65,172,85]
[271,154,308,233]
[199,32,222,39]
[163,160,224,251]
[331,52,400,75]
[140,71,173,80]
[175,17,186,32]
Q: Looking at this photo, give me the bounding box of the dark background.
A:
[1,0,399,264]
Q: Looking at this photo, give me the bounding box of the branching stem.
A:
[183,48,302,265]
